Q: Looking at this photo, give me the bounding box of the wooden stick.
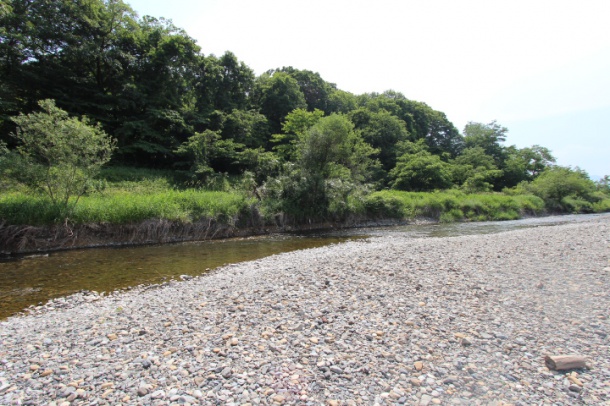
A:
[545,355,587,371]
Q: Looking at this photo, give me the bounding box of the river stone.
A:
[0,215,609,406]
[221,367,232,379]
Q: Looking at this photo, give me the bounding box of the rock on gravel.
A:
[1,215,609,405]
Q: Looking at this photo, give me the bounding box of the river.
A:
[0,213,605,319]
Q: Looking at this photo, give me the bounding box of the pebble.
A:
[1,215,609,405]
[221,367,232,379]
[420,394,433,406]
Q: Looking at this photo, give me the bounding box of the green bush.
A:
[440,208,464,223]
[8,100,116,217]
[364,192,406,218]
[592,198,610,213]
[560,196,593,213]
[523,166,598,212]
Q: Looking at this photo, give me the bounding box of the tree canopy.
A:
[1,0,596,222]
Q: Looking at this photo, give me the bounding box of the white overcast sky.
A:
[127,0,610,178]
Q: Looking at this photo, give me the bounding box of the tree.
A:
[278,67,336,112]
[596,175,610,194]
[297,114,377,182]
[357,92,464,157]
[327,89,357,114]
[255,71,307,133]
[9,99,115,215]
[271,108,324,161]
[221,109,270,149]
[0,0,140,136]
[451,147,503,192]
[390,140,452,191]
[175,129,219,181]
[113,16,203,164]
[501,145,555,188]
[267,114,378,221]
[463,121,508,164]
[349,108,410,173]
[202,52,255,113]
[0,1,206,166]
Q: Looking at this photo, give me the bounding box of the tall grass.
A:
[364,190,546,222]
[0,190,254,226]
[2,165,606,227]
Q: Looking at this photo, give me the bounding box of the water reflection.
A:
[0,235,358,319]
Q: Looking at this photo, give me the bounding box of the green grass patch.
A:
[364,190,545,222]
[0,189,253,226]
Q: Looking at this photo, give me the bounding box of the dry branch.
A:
[545,355,587,371]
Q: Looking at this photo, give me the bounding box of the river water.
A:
[0,213,605,319]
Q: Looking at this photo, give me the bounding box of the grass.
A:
[0,190,254,226]
[1,165,607,226]
[0,166,255,226]
[364,190,546,222]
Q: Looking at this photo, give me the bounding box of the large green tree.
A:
[349,108,410,173]
[277,67,336,113]
[0,1,206,166]
[390,140,452,191]
[451,147,503,192]
[357,92,464,157]
[254,71,307,133]
[200,52,255,114]
[524,166,598,212]
[268,114,378,220]
[112,16,203,164]
[463,121,508,164]
[271,108,324,161]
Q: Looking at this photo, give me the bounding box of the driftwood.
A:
[545,355,587,371]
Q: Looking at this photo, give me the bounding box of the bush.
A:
[592,198,610,213]
[560,196,593,213]
[523,166,597,212]
[364,192,406,218]
[8,100,116,217]
[440,208,464,223]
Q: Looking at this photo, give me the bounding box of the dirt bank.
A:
[0,217,412,256]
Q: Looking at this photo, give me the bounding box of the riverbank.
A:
[1,188,552,255]
[0,217,401,256]
[1,215,609,404]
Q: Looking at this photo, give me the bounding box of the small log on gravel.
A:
[545,355,587,371]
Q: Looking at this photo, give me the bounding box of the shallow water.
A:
[0,213,606,319]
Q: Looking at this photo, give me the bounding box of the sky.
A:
[126,0,610,179]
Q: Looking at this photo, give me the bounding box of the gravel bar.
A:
[1,216,609,405]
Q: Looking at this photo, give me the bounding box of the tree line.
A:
[1,0,606,221]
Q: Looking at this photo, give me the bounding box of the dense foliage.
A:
[1,0,608,226]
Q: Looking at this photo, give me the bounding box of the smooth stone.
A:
[221,367,232,379]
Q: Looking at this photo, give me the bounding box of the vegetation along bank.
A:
[1,0,609,253]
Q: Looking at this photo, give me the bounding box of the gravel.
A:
[1,215,609,405]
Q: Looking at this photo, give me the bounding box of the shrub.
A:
[9,100,116,217]
[524,166,597,212]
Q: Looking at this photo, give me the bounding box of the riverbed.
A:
[0,214,608,404]
[0,214,606,319]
